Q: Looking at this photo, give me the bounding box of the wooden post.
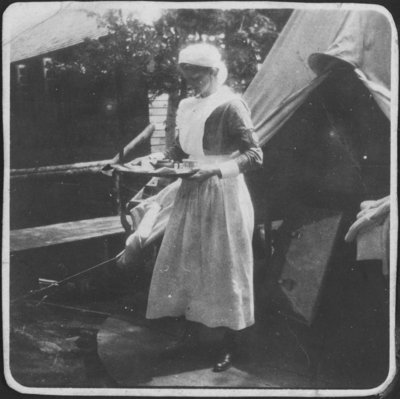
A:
[111,124,155,164]
[113,171,132,235]
[165,90,180,148]
[110,124,155,235]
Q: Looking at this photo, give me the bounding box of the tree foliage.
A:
[58,8,291,93]
[51,8,292,141]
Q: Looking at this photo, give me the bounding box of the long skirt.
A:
[146,174,255,331]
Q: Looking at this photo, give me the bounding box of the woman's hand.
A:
[186,165,220,182]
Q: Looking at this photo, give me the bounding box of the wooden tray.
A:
[109,164,198,177]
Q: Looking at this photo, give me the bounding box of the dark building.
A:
[9,8,152,228]
[10,7,150,169]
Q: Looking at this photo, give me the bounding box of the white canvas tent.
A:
[242,9,393,324]
[245,8,392,147]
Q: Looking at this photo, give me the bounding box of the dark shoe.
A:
[213,351,233,372]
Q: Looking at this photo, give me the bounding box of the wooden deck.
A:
[10,216,125,253]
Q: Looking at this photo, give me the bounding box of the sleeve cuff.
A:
[219,160,240,178]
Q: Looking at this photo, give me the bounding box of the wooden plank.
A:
[149,115,167,124]
[10,216,125,253]
[153,123,166,130]
[12,167,105,179]
[11,160,111,177]
[149,108,168,116]
[11,124,155,178]
[152,130,166,138]
[149,93,169,101]
[151,145,166,153]
[150,101,168,108]
[150,137,166,145]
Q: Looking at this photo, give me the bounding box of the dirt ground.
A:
[6,257,395,392]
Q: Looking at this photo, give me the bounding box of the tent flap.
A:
[245,9,392,145]
[308,10,392,118]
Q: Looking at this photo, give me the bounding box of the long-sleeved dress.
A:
[146,87,263,331]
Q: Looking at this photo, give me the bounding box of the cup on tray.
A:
[182,159,199,169]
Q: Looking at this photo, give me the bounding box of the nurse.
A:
[138,43,262,372]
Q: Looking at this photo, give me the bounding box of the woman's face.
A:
[179,64,217,96]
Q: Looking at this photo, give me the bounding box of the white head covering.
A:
[178,43,228,85]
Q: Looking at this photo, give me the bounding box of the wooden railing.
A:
[10,124,155,179]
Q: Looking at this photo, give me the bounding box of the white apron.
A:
[146,88,255,330]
